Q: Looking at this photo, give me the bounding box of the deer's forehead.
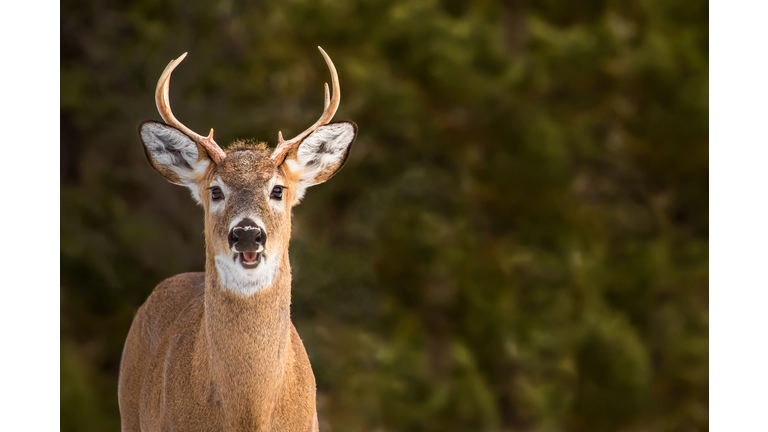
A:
[212,150,277,186]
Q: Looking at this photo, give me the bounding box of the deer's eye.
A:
[210,186,224,201]
[270,186,285,201]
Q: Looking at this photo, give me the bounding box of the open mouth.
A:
[236,251,262,269]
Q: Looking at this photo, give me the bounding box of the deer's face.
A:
[137,48,355,295]
[202,145,292,294]
[139,121,357,295]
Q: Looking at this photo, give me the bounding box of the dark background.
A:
[61,0,708,431]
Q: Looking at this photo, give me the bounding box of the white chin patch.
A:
[214,253,280,296]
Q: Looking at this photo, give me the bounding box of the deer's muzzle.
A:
[229,219,267,268]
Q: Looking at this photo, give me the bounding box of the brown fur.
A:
[118,140,332,431]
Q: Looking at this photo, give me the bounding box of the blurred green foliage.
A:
[61,0,708,430]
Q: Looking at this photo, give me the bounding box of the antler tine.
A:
[271,46,341,164]
[155,53,226,164]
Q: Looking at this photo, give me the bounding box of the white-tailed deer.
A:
[118,47,357,432]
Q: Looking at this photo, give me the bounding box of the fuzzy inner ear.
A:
[139,121,211,202]
[283,121,357,200]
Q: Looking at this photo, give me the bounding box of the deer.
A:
[118,47,357,432]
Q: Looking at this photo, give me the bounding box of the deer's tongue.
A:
[242,251,259,263]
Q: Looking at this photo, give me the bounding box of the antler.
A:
[155,53,227,164]
[270,46,341,165]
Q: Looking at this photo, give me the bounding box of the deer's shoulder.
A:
[136,272,206,331]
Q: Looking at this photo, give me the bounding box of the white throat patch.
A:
[214,252,280,296]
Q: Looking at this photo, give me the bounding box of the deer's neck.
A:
[202,250,293,429]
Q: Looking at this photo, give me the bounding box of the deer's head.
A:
[138,48,356,296]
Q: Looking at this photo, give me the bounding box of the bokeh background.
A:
[61,0,708,431]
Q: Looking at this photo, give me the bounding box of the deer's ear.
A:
[139,121,212,202]
[283,121,357,200]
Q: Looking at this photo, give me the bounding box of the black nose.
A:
[228,218,266,251]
